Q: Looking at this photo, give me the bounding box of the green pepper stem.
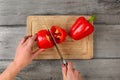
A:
[88,15,96,23]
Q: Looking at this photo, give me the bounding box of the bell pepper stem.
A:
[88,15,96,23]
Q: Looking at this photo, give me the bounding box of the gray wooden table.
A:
[0,0,120,80]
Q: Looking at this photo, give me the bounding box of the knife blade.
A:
[46,27,67,65]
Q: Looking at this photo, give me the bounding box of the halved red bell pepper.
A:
[36,30,54,48]
[36,26,67,49]
[51,26,67,43]
[70,15,96,40]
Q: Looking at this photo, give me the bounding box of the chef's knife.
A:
[46,27,67,65]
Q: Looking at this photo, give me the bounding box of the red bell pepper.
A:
[36,26,67,49]
[70,15,96,40]
[36,30,54,48]
[51,26,67,43]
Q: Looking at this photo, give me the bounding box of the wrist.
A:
[12,61,24,71]
[0,61,22,80]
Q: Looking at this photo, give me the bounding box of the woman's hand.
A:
[13,35,45,69]
[62,62,82,80]
[0,35,45,80]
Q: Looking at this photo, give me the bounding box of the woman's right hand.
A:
[62,62,82,80]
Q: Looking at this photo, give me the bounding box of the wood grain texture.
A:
[0,24,120,59]
[0,59,120,80]
[0,27,25,59]
[0,0,120,25]
[27,16,93,59]
[0,0,120,80]
[94,24,120,58]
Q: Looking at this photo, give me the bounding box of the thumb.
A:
[62,64,67,80]
[32,49,45,59]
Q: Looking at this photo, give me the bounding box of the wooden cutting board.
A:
[27,15,93,59]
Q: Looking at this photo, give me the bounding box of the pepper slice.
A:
[36,30,54,48]
[51,26,67,43]
[70,15,96,40]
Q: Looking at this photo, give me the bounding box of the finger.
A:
[27,35,37,47]
[30,34,37,40]
[62,64,67,80]
[25,34,36,43]
[74,70,79,75]
[20,35,32,44]
[32,49,45,59]
[68,62,73,71]
[32,48,39,54]
[78,72,82,79]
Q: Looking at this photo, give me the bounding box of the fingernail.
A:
[41,49,46,51]
[69,61,72,63]
[35,38,37,41]
[35,33,37,36]
[62,64,65,67]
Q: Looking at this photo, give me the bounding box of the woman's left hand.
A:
[14,35,45,69]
